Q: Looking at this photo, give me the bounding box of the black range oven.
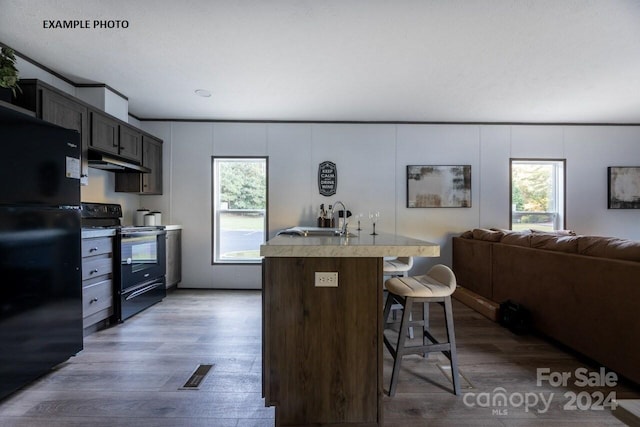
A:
[119,226,166,321]
[81,203,166,322]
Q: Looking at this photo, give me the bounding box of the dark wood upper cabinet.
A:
[119,124,142,163]
[90,108,145,165]
[13,79,162,190]
[90,111,120,156]
[115,134,163,194]
[141,135,162,194]
[14,81,89,185]
[91,112,143,164]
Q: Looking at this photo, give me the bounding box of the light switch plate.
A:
[315,272,338,287]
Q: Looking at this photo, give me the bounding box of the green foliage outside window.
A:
[511,164,552,212]
[219,161,266,210]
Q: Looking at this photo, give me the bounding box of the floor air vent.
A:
[181,364,214,389]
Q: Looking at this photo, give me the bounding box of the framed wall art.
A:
[608,166,640,209]
[407,165,471,208]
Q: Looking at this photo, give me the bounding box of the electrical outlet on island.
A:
[314,272,338,287]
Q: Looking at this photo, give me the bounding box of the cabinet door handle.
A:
[90,268,99,274]
[90,297,99,304]
[89,247,99,252]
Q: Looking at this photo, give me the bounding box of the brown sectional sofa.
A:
[452,228,640,385]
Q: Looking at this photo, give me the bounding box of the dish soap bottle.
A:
[317,204,325,227]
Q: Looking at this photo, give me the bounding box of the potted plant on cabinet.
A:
[0,47,21,102]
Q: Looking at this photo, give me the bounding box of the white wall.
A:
[15,57,76,96]
[139,121,640,289]
[75,87,105,111]
[104,88,129,122]
[80,169,141,224]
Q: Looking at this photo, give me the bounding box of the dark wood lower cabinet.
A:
[262,257,383,426]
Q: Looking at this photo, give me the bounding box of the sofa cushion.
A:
[462,228,640,262]
[472,228,504,242]
[460,229,474,239]
[578,236,612,257]
[530,234,579,253]
[500,231,532,247]
[578,236,640,262]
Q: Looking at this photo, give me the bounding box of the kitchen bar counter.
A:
[261,232,440,427]
[260,231,440,258]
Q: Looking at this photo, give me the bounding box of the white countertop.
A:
[260,231,440,258]
[164,225,183,230]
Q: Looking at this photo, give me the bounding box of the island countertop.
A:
[260,231,440,258]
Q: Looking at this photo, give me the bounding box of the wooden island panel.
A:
[263,256,383,426]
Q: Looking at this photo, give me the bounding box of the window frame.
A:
[211,156,269,265]
[509,158,566,231]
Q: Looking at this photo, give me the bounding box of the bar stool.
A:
[383,257,415,338]
[383,256,413,277]
[383,264,460,397]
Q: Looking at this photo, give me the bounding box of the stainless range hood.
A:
[88,152,151,173]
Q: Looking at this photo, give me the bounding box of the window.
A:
[212,157,267,263]
[510,159,565,231]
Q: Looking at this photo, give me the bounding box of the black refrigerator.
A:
[0,105,83,401]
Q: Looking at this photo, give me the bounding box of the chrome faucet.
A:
[331,201,349,236]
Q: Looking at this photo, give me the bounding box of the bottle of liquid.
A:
[318,204,325,227]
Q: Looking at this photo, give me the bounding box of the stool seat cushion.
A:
[385,274,455,298]
[383,259,411,272]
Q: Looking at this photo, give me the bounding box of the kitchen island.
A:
[260,231,439,427]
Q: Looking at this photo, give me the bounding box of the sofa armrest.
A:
[452,237,493,300]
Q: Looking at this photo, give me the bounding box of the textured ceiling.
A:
[1,0,640,123]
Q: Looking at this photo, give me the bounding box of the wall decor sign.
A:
[407,165,471,208]
[318,161,337,196]
[608,166,640,209]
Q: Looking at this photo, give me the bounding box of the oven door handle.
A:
[126,282,162,300]
[121,231,167,238]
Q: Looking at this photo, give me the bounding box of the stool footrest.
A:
[399,342,451,356]
[423,330,438,344]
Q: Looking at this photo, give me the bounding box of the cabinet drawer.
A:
[82,257,113,280]
[82,279,113,319]
[81,237,113,257]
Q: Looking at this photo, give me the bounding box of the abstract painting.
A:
[407,165,471,208]
[608,166,640,209]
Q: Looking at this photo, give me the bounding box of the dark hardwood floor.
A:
[0,289,637,426]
